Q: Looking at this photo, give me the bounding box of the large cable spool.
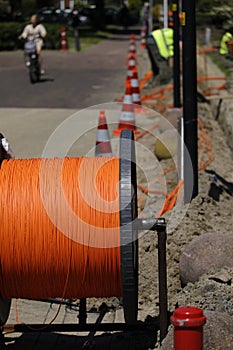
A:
[0,130,138,325]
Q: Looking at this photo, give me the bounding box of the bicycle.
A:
[23,37,41,84]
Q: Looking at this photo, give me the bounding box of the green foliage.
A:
[196,0,214,11]
[196,1,233,30]
[0,22,67,50]
[128,0,141,11]
[43,23,68,50]
[0,22,25,50]
[20,0,37,18]
[211,5,233,30]
[0,0,9,13]
[0,22,111,51]
[152,4,162,24]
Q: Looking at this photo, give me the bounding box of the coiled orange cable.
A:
[0,157,122,300]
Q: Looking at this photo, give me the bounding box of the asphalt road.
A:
[0,32,151,159]
[0,34,135,109]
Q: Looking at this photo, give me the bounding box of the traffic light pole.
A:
[181,0,198,203]
[172,0,181,108]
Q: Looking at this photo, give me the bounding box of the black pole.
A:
[172,0,181,108]
[79,298,87,325]
[177,116,184,182]
[181,0,198,203]
[157,227,168,343]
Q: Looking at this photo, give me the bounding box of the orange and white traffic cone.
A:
[61,27,67,51]
[127,37,137,56]
[130,33,136,41]
[126,46,137,65]
[130,67,142,113]
[126,47,137,66]
[95,110,113,156]
[125,52,137,82]
[126,69,133,82]
[113,80,139,135]
[141,26,147,49]
[126,52,137,68]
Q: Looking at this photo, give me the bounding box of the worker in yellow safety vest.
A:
[145,25,174,86]
[219,30,233,55]
[151,27,174,59]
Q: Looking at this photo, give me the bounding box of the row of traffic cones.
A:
[140,26,147,49]
[113,33,142,135]
[95,34,143,156]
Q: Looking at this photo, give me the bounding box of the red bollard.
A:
[61,27,67,51]
[170,307,206,350]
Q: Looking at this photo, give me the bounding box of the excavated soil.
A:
[136,45,233,348]
[91,46,233,348]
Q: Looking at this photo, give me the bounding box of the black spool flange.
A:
[0,133,12,325]
[0,131,139,326]
[0,299,11,326]
[119,130,138,325]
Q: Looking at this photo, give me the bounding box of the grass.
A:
[207,53,228,75]
[67,27,113,51]
[197,26,232,76]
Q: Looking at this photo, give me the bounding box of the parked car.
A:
[36,7,75,26]
[36,6,139,27]
[0,10,24,22]
[105,6,139,26]
[75,6,137,27]
[116,7,139,26]
[77,7,94,26]
[37,7,96,27]
[104,6,119,25]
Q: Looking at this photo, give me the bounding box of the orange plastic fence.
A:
[136,116,214,216]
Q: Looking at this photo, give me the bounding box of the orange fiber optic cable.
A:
[0,157,122,300]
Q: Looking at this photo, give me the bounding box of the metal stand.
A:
[135,217,168,342]
[157,225,168,342]
[79,298,87,325]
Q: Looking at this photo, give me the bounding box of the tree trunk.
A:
[93,0,105,30]
[9,0,21,15]
[36,0,55,10]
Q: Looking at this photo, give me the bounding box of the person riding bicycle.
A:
[18,14,47,74]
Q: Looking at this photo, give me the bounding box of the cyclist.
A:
[18,14,47,74]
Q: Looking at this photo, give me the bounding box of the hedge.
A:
[0,22,76,51]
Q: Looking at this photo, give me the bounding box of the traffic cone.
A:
[113,80,139,135]
[95,110,113,156]
[125,52,137,83]
[130,33,136,41]
[126,52,137,67]
[126,68,133,81]
[141,26,147,49]
[61,27,67,51]
[126,46,137,66]
[130,67,142,113]
[128,37,137,56]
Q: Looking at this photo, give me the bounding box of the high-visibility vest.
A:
[219,32,233,55]
[151,28,174,59]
